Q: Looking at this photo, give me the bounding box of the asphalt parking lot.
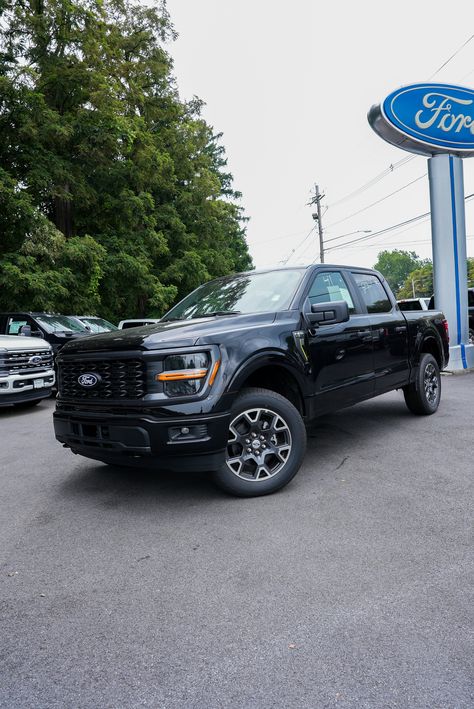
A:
[0,376,472,709]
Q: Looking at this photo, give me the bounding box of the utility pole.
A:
[310,184,325,263]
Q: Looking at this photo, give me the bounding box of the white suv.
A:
[0,335,55,408]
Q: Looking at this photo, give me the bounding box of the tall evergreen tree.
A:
[0,0,252,319]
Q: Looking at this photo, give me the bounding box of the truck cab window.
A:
[308,271,355,312]
[7,318,28,335]
[352,273,391,314]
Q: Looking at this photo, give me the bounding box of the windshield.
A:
[35,314,88,333]
[79,317,118,333]
[163,270,304,321]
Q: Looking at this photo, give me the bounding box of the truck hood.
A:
[0,335,52,351]
[59,312,278,354]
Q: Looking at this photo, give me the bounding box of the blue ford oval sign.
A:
[368,83,474,157]
[78,372,101,388]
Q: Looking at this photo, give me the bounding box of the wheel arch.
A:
[227,353,307,416]
[417,332,443,369]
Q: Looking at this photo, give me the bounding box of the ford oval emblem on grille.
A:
[78,373,101,388]
[28,355,43,365]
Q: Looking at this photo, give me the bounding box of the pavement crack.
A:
[335,456,348,471]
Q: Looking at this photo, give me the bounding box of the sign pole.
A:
[428,154,474,369]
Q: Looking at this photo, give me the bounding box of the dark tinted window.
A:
[468,289,474,307]
[398,300,423,311]
[352,273,391,314]
[307,271,355,312]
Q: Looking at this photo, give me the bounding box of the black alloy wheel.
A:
[403,353,441,415]
[212,387,307,497]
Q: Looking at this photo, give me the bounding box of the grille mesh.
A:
[59,359,146,400]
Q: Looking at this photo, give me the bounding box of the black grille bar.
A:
[58,359,146,400]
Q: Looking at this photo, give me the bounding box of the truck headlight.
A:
[156,352,218,397]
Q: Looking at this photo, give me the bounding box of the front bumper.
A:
[53,408,231,471]
[0,370,55,406]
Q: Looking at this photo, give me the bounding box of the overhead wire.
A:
[325,174,427,230]
[281,225,317,264]
[429,33,474,79]
[323,193,474,255]
[327,156,416,209]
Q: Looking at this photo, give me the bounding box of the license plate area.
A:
[33,379,44,389]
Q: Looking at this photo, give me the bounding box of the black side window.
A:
[307,271,355,313]
[352,273,392,314]
[468,290,474,307]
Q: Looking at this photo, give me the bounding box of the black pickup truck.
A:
[54,266,449,497]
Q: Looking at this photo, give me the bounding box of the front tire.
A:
[403,353,441,415]
[212,387,307,497]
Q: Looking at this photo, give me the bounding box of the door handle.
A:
[357,329,371,337]
[394,326,407,333]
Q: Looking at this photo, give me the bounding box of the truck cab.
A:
[0,312,90,354]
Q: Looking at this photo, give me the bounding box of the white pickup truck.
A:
[0,335,55,408]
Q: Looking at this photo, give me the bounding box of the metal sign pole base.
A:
[428,154,474,371]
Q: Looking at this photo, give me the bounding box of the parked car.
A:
[428,290,474,343]
[397,297,430,311]
[0,312,90,354]
[118,318,161,329]
[68,315,118,333]
[53,265,449,497]
[0,335,55,407]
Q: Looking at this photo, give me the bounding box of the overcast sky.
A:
[165,0,474,272]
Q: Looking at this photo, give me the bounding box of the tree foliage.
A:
[0,0,252,319]
[397,257,474,298]
[373,250,425,294]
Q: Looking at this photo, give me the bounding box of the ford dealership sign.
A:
[368,83,474,157]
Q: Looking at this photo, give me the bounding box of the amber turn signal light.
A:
[156,368,208,382]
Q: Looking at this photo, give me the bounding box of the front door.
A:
[305,269,375,414]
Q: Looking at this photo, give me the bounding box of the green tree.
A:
[398,258,474,299]
[373,249,424,293]
[0,0,252,320]
[397,263,433,298]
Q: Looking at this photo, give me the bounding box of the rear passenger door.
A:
[350,271,410,393]
[305,269,375,413]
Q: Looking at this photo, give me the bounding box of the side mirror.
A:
[19,324,32,337]
[307,300,350,326]
[31,330,44,338]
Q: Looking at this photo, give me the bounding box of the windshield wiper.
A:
[191,310,242,318]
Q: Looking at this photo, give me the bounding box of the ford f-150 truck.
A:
[0,335,55,407]
[54,266,449,497]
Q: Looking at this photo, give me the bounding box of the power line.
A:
[429,33,474,79]
[325,174,427,231]
[327,156,416,209]
[281,225,317,264]
[324,193,474,254]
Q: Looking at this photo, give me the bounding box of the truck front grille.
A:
[0,350,53,375]
[58,359,146,400]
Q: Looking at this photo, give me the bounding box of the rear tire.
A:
[403,353,441,415]
[212,387,307,497]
